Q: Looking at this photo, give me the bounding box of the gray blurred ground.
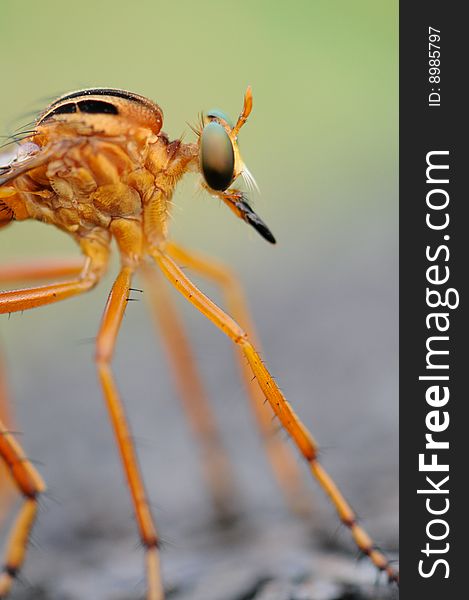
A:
[0,201,398,600]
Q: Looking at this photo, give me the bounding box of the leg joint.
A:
[341,516,356,528]
[8,460,46,498]
[142,535,160,550]
[2,564,18,579]
[235,332,249,346]
[95,354,110,368]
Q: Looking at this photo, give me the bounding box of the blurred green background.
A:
[0,1,397,598]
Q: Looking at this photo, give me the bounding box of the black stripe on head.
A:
[48,103,77,116]
[77,99,119,114]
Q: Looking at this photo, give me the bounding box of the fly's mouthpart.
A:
[237,194,276,244]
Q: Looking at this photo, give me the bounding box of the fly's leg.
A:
[166,243,312,517]
[0,250,104,315]
[0,418,46,598]
[141,264,238,520]
[0,232,110,315]
[0,277,95,314]
[96,267,163,600]
[153,249,399,584]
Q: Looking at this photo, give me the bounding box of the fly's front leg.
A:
[95,267,163,600]
[152,250,399,585]
[165,243,313,518]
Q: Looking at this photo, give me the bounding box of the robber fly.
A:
[0,88,398,599]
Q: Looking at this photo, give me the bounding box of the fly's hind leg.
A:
[0,418,46,597]
[141,264,238,521]
[165,243,312,518]
[153,249,399,584]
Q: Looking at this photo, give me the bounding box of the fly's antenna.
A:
[232,86,253,139]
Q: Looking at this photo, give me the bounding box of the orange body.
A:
[1,90,199,278]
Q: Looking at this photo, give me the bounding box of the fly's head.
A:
[196,88,275,244]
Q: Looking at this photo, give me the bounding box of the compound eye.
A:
[200,121,235,191]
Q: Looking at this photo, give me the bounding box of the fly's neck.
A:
[142,138,198,247]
